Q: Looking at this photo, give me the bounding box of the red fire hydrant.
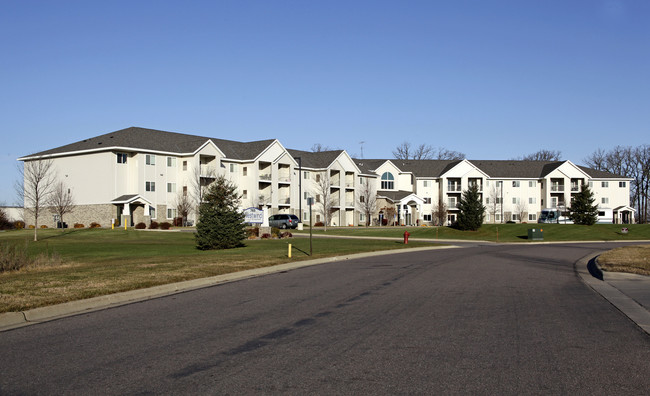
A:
[404,231,410,244]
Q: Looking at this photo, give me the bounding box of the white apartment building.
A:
[18,127,635,227]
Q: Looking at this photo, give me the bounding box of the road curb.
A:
[576,254,650,335]
[0,245,454,332]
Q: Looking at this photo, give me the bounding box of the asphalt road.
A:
[1,243,649,395]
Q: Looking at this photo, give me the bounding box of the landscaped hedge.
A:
[135,222,147,229]
[160,222,172,230]
[90,222,101,228]
[74,223,84,228]
[149,221,159,229]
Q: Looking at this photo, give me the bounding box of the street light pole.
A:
[294,156,302,222]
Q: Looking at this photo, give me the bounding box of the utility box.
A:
[528,228,544,241]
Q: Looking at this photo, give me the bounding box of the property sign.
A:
[243,207,264,224]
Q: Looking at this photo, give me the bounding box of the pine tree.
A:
[569,184,599,225]
[195,175,247,250]
[455,184,486,231]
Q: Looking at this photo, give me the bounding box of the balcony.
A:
[278,176,291,184]
[259,174,272,182]
[346,182,355,188]
[571,184,580,192]
[447,185,462,192]
[279,198,291,206]
[200,166,216,178]
[550,185,564,192]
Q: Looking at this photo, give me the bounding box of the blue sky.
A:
[1,0,648,204]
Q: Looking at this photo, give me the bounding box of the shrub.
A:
[160,222,172,230]
[74,223,85,228]
[90,222,101,228]
[0,209,12,230]
[271,227,280,238]
[280,231,293,239]
[28,225,35,229]
[314,222,324,227]
[173,217,183,227]
[0,243,63,272]
[13,220,25,230]
[135,222,147,229]
[261,233,271,239]
[149,221,159,229]
[246,227,260,238]
[40,225,48,229]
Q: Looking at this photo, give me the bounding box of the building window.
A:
[304,171,310,180]
[146,154,155,165]
[167,157,176,167]
[146,181,155,192]
[303,211,308,221]
[167,183,176,193]
[495,214,501,222]
[529,213,537,221]
[243,167,247,176]
[423,180,429,187]
[304,192,309,200]
[496,197,502,204]
[167,208,177,219]
[529,181,536,188]
[242,190,248,199]
[448,197,457,209]
[529,197,536,204]
[602,197,609,204]
[117,153,127,164]
[183,161,187,171]
[423,214,432,222]
[183,186,188,196]
[512,181,520,187]
[512,213,521,221]
[316,174,321,182]
[619,181,626,188]
[512,197,519,204]
[229,163,237,173]
[424,197,432,204]
[316,194,321,203]
[359,213,366,223]
[359,177,364,185]
[381,172,394,190]
[150,207,156,219]
[486,197,490,204]
[601,181,609,188]
[360,195,365,203]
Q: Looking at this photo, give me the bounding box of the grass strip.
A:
[0,229,438,313]
[598,245,650,276]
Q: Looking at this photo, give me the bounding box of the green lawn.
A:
[0,228,437,313]
[296,223,650,242]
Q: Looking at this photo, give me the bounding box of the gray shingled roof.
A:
[22,127,276,161]
[287,149,345,169]
[377,190,415,202]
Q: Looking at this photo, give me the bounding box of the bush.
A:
[28,225,35,229]
[135,222,147,229]
[74,223,85,228]
[160,222,172,230]
[314,222,324,227]
[14,220,25,230]
[246,227,260,238]
[40,225,48,229]
[0,242,63,272]
[90,222,101,228]
[149,221,159,229]
[280,231,293,239]
[261,233,271,239]
[173,217,183,227]
[0,209,12,230]
[271,227,280,238]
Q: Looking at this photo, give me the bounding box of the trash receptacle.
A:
[528,228,543,241]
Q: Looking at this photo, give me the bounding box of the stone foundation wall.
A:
[24,204,115,228]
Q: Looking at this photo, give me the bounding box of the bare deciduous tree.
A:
[517,149,562,161]
[16,158,56,241]
[393,142,465,160]
[514,199,528,223]
[357,179,377,227]
[311,143,332,152]
[48,182,75,231]
[189,160,216,215]
[432,198,448,226]
[175,190,193,226]
[487,182,502,223]
[312,172,336,231]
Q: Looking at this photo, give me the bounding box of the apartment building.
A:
[18,127,634,227]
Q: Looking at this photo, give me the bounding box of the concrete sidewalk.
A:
[577,254,650,335]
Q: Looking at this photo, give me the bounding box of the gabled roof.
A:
[286,149,346,169]
[20,127,276,161]
[377,190,415,202]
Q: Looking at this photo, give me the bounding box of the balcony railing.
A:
[551,185,564,192]
[278,176,291,183]
[571,185,580,192]
[279,198,290,205]
[346,182,355,188]
[200,166,216,177]
[259,174,272,181]
[448,185,462,192]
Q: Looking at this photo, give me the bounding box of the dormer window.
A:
[381,172,394,190]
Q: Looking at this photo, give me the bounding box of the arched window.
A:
[381,172,394,190]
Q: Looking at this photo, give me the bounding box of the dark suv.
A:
[268,214,300,229]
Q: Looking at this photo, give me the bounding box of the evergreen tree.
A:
[195,175,247,250]
[455,184,486,231]
[569,184,599,225]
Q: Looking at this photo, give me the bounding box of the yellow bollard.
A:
[288,243,292,258]
[124,221,127,231]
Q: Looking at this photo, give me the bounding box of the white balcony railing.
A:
[259,174,272,181]
[448,185,462,192]
[551,185,564,192]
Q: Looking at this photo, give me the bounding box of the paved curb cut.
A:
[0,245,454,332]
[576,254,650,335]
